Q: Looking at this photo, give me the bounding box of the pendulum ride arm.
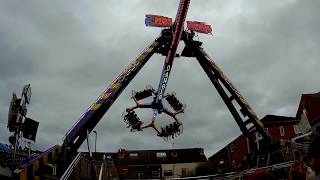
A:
[152,0,191,119]
[184,39,270,140]
[123,0,190,137]
[63,40,160,153]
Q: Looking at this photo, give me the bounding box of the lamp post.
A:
[93,130,97,153]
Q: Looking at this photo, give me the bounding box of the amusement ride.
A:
[5,0,272,179]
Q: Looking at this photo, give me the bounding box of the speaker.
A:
[7,93,20,132]
[22,118,39,141]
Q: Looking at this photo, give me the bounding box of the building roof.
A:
[82,148,207,165]
[208,134,245,162]
[260,115,299,126]
[94,148,207,165]
[296,92,320,125]
[313,115,320,126]
[90,152,117,160]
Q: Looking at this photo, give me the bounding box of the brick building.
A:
[115,148,207,179]
[208,115,299,173]
[73,148,207,179]
[296,92,320,132]
[261,115,299,144]
[208,92,320,173]
[207,134,250,173]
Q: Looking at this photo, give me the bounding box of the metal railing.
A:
[60,152,82,180]
[171,161,295,180]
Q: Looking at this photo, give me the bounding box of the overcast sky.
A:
[0,0,319,157]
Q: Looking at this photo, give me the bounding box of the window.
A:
[156,152,167,158]
[152,171,160,178]
[229,143,235,153]
[279,126,285,136]
[294,125,301,134]
[199,149,205,156]
[118,149,126,159]
[129,153,138,158]
[171,151,178,157]
[137,173,144,179]
[218,159,225,173]
[181,168,187,177]
[119,167,128,175]
[164,170,173,177]
[255,132,262,141]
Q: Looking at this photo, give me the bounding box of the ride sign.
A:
[145,14,173,27]
[187,21,212,34]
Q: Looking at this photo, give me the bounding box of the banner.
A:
[187,21,212,34]
[145,14,173,27]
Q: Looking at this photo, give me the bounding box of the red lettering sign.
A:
[145,15,172,27]
[187,21,212,34]
[154,16,172,27]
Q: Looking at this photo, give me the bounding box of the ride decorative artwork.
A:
[145,15,173,27]
[187,21,212,34]
[158,64,171,100]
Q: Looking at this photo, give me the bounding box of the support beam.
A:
[196,54,249,135]
[184,38,270,140]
